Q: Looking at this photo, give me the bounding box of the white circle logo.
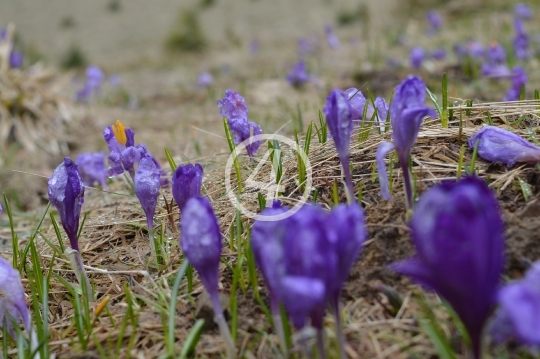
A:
[224,134,312,221]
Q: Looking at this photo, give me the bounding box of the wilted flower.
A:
[217,90,262,157]
[134,153,161,252]
[430,48,446,60]
[76,152,108,189]
[426,10,442,34]
[504,66,527,101]
[172,163,203,211]
[468,125,540,166]
[325,25,340,49]
[376,76,436,207]
[410,47,425,70]
[515,3,533,19]
[48,158,85,251]
[391,177,504,359]
[286,61,313,88]
[181,196,235,356]
[197,72,214,88]
[513,18,530,60]
[491,261,540,346]
[324,89,354,201]
[0,256,31,338]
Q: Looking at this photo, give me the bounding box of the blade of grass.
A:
[180,319,205,359]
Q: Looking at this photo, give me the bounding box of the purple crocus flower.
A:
[426,10,442,34]
[453,43,468,62]
[391,177,504,359]
[0,256,30,338]
[286,61,312,88]
[181,196,235,355]
[515,3,533,19]
[468,126,540,166]
[171,163,203,211]
[376,76,436,208]
[491,261,540,346]
[514,18,530,60]
[504,66,527,101]
[48,158,85,251]
[324,89,355,201]
[410,47,425,70]
[430,48,446,60]
[197,72,214,88]
[325,25,340,49]
[486,42,507,65]
[467,40,485,60]
[217,90,262,157]
[344,88,367,121]
[481,63,511,77]
[76,66,104,102]
[374,97,389,132]
[134,153,161,252]
[9,51,22,69]
[76,152,108,189]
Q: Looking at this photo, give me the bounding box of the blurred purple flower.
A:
[197,72,214,88]
[514,18,530,60]
[431,48,446,60]
[217,90,262,157]
[486,42,506,65]
[376,76,436,207]
[48,158,85,251]
[426,10,442,34]
[76,152,108,189]
[286,61,312,88]
[515,3,533,19]
[76,65,105,102]
[0,257,30,338]
[103,121,133,177]
[504,66,527,101]
[481,63,511,77]
[249,39,260,55]
[491,261,540,346]
[181,196,223,315]
[324,89,354,199]
[134,153,161,250]
[374,97,389,132]
[468,125,540,166]
[392,177,504,359]
[453,43,468,61]
[9,51,22,69]
[410,47,425,70]
[172,163,203,211]
[325,25,340,49]
[467,40,485,60]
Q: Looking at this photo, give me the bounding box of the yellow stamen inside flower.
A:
[112,120,127,145]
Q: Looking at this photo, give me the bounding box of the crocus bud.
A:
[490,261,540,346]
[391,177,504,359]
[0,257,30,337]
[181,196,222,309]
[410,47,425,70]
[426,10,442,34]
[515,3,533,20]
[344,88,367,121]
[76,152,108,189]
[468,126,540,166]
[48,158,85,251]
[374,97,389,132]
[172,163,203,211]
[217,89,262,157]
[134,154,161,249]
[287,61,312,88]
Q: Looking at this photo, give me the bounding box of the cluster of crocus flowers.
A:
[491,261,540,347]
[75,152,108,189]
[180,196,235,358]
[376,76,436,208]
[48,158,91,299]
[392,177,504,359]
[251,201,366,358]
[217,90,262,157]
[469,125,540,166]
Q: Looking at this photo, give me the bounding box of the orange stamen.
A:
[112,120,127,145]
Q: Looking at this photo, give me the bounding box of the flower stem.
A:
[400,157,413,210]
[66,247,92,301]
[331,298,346,359]
[270,297,288,356]
[147,217,155,255]
[316,329,327,359]
[215,313,236,359]
[341,156,354,205]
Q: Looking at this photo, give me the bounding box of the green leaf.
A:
[518,177,533,201]
[180,319,205,358]
[425,86,443,121]
[417,294,457,359]
[164,147,178,171]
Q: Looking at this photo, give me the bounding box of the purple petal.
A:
[468,126,540,166]
[76,152,108,189]
[217,89,249,124]
[246,122,262,157]
[172,163,204,211]
[279,276,325,330]
[410,47,425,70]
[344,88,367,121]
[0,257,30,335]
[134,155,160,229]
[324,89,353,161]
[374,97,389,131]
[376,141,396,200]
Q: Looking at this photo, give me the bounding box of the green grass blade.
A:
[164,147,178,171]
[3,194,19,266]
[180,319,205,359]
[167,259,189,356]
[425,86,443,122]
[441,72,448,128]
